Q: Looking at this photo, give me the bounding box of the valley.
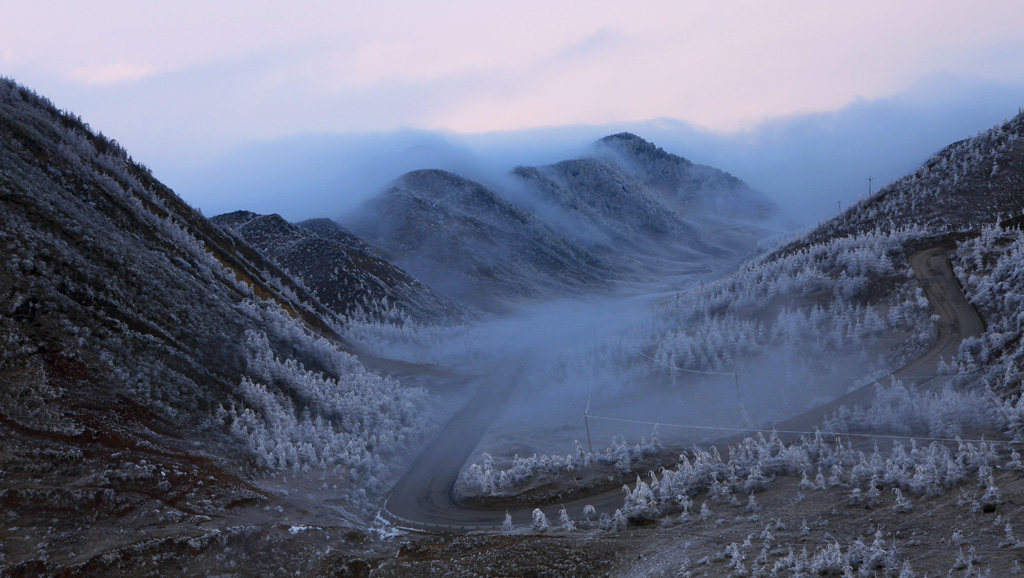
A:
[3,77,1024,577]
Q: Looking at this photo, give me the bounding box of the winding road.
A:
[383,247,984,531]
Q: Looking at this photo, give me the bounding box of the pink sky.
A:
[2,1,1023,169]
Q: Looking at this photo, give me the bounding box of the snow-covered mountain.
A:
[212,211,466,324]
[344,136,781,310]
[513,132,779,269]
[344,168,612,311]
[6,74,1024,576]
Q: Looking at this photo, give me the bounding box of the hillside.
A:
[345,168,612,311]
[5,73,1024,577]
[343,137,781,311]
[0,80,432,575]
[212,211,466,324]
[513,133,779,270]
[436,112,1024,577]
[773,115,1024,257]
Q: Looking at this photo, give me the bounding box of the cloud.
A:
[69,60,160,85]
[163,73,1024,228]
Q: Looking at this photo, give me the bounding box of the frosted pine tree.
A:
[892,488,912,513]
[745,493,761,513]
[532,508,550,531]
[582,504,597,522]
[699,501,713,521]
[558,506,576,531]
[981,474,1002,511]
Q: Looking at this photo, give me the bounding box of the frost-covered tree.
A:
[532,508,550,531]
[558,505,576,531]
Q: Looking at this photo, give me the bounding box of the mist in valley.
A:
[8,5,1024,574]
[337,215,924,484]
[218,94,1000,486]
[164,86,1011,542]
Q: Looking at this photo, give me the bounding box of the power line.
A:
[626,344,1024,381]
[584,414,1022,446]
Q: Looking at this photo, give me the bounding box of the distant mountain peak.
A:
[397,168,467,189]
[599,131,646,144]
[598,132,690,166]
[212,211,465,323]
[209,209,262,229]
[388,168,532,225]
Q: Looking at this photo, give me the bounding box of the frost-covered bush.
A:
[610,429,1009,525]
[823,379,1003,438]
[949,226,1024,439]
[219,328,429,499]
[458,434,660,497]
[634,226,935,379]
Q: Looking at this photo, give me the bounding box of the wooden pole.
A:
[584,411,593,454]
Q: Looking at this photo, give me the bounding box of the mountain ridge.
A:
[341,134,782,310]
[344,168,612,311]
[211,210,466,324]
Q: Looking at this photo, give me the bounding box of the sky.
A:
[3,1,1024,222]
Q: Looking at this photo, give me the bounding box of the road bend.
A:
[383,247,984,531]
[770,247,983,437]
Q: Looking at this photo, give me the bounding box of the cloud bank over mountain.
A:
[170,75,1024,226]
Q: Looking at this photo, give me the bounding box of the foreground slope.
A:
[0,80,429,575]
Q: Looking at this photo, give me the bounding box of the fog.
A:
[350,303,871,496]
[169,73,1018,481]
[341,259,895,464]
[168,74,1024,226]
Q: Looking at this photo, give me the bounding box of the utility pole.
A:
[837,200,842,216]
[584,396,593,454]
[583,411,593,454]
[868,176,873,195]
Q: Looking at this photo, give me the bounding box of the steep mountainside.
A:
[773,115,1024,257]
[345,169,611,310]
[597,132,775,219]
[0,80,429,574]
[804,110,1024,408]
[513,133,779,267]
[344,137,780,310]
[212,211,465,324]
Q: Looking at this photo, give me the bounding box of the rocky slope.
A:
[344,137,781,310]
[0,79,429,575]
[212,211,466,324]
[513,132,779,269]
[345,168,612,311]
